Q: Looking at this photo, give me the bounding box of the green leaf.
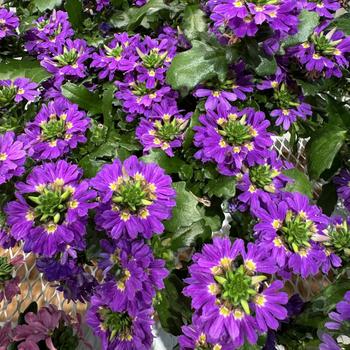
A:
[141,149,186,174]
[182,5,207,41]
[165,182,202,233]
[306,124,347,179]
[331,12,350,35]
[296,273,350,329]
[32,0,62,11]
[205,176,236,199]
[127,0,171,30]
[317,182,338,216]
[169,219,211,250]
[0,58,50,83]
[18,302,38,325]
[62,82,103,115]
[155,273,192,335]
[102,83,116,128]
[166,40,228,91]
[65,0,84,30]
[283,10,320,48]
[326,96,350,128]
[255,55,277,76]
[283,168,313,199]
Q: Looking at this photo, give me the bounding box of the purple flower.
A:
[115,75,174,120]
[270,103,312,130]
[257,70,312,130]
[0,8,19,39]
[325,291,350,330]
[302,0,340,18]
[0,322,13,349]
[320,291,350,349]
[208,0,300,39]
[194,62,253,111]
[0,78,39,107]
[194,105,272,176]
[334,168,350,211]
[13,304,78,349]
[183,237,288,347]
[0,255,23,303]
[91,33,140,80]
[91,155,176,240]
[21,99,90,160]
[96,0,110,11]
[40,39,92,86]
[36,257,97,302]
[236,151,289,210]
[291,27,350,78]
[253,192,331,277]
[24,10,74,55]
[86,286,153,350]
[0,131,26,185]
[179,315,234,349]
[320,333,340,350]
[136,102,191,157]
[5,160,97,257]
[99,238,168,307]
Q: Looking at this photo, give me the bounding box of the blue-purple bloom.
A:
[183,236,288,347]
[194,105,272,176]
[86,286,154,350]
[21,98,90,160]
[334,168,350,211]
[0,78,39,107]
[0,8,19,39]
[179,315,234,349]
[40,39,92,87]
[91,155,176,240]
[5,160,97,257]
[236,151,289,210]
[36,256,98,302]
[290,25,350,78]
[99,238,168,308]
[0,131,26,185]
[194,62,253,111]
[25,10,74,55]
[91,33,140,80]
[207,0,300,39]
[320,291,350,350]
[253,192,333,277]
[136,101,191,156]
[257,69,312,130]
[302,0,340,18]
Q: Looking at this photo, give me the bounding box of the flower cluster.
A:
[320,291,350,349]
[91,155,176,240]
[235,151,290,211]
[206,0,300,40]
[0,255,22,303]
[334,168,350,211]
[0,8,19,40]
[289,23,350,78]
[0,131,26,185]
[25,10,74,55]
[6,304,82,350]
[257,68,312,130]
[183,237,288,348]
[194,105,272,176]
[36,256,98,302]
[253,192,338,277]
[5,160,97,257]
[0,78,39,108]
[21,98,90,160]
